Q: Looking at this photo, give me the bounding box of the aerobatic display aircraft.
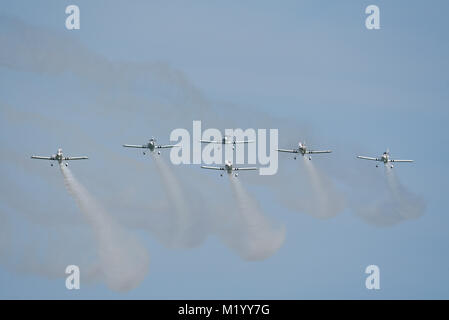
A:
[201,160,257,177]
[123,138,178,155]
[277,141,332,160]
[357,149,413,168]
[200,135,254,150]
[31,148,88,166]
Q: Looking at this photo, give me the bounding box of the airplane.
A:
[31,148,88,166]
[277,141,332,160]
[123,138,178,155]
[201,160,257,177]
[200,135,254,150]
[357,149,413,168]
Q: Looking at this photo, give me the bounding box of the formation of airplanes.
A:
[31,138,414,175]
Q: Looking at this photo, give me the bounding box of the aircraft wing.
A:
[357,156,380,161]
[307,150,332,154]
[157,145,178,149]
[234,140,255,144]
[64,156,88,160]
[200,140,222,144]
[201,165,224,170]
[276,148,298,153]
[31,156,54,160]
[233,167,258,171]
[390,159,414,163]
[123,144,147,148]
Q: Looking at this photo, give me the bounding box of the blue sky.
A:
[0,0,448,299]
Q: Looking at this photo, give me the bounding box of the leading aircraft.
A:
[277,141,332,160]
[201,160,257,177]
[357,149,413,168]
[31,148,88,166]
[200,135,254,150]
[123,138,178,155]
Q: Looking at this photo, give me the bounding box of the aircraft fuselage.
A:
[147,140,156,152]
[55,148,64,163]
[224,161,233,174]
[298,142,307,156]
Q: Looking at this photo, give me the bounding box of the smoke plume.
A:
[354,166,425,226]
[302,157,346,218]
[151,154,207,248]
[59,164,150,291]
[220,176,286,261]
[268,156,345,219]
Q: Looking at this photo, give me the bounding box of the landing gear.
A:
[65,163,68,167]
[50,163,53,167]
[390,165,394,169]
[220,173,223,177]
[234,173,239,177]
[376,164,379,168]
[157,151,161,155]
[308,156,312,160]
[293,156,297,160]
[143,151,146,155]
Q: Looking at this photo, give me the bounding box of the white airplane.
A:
[123,138,178,155]
[357,149,413,168]
[201,160,257,177]
[31,148,88,166]
[200,135,254,150]
[277,141,332,160]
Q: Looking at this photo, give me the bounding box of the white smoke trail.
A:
[151,154,205,248]
[273,157,345,219]
[384,166,425,221]
[223,176,286,261]
[354,166,425,226]
[302,157,345,219]
[59,164,150,292]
